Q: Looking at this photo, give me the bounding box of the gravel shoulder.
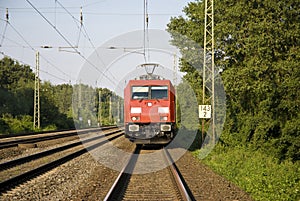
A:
[176,151,254,201]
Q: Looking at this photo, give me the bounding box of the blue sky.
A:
[0,0,192,85]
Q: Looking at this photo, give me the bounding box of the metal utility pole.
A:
[33,51,40,129]
[201,0,215,144]
[117,98,120,124]
[173,54,178,86]
[98,89,102,126]
[109,95,112,124]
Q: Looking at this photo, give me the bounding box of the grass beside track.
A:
[195,146,300,201]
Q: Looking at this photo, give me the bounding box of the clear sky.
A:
[0,0,192,86]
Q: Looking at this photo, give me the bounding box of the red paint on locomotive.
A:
[124,79,176,144]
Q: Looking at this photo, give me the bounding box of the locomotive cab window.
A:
[132,86,149,99]
[131,85,168,100]
[151,86,168,99]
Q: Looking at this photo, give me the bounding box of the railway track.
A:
[0,127,124,193]
[0,126,116,149]
[104,145,195,201]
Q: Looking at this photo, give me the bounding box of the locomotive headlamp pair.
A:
[132,116,140,121]
[160,124,171,132]
[129,124,139,132]
[160,116,168,121]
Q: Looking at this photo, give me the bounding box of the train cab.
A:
[124,78,176,144]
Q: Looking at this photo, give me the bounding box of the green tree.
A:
[168,0,300,161]
[0,57,75,133]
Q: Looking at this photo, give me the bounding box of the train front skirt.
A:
[125,122,175,144]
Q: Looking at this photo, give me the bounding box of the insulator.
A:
[146,14,149,27]
[80,7,83,25]
[6,8,9,21]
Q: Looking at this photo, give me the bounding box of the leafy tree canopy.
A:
[168,0,300,161]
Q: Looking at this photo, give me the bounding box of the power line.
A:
[25,0,118,86]
[81,20,119,83]
[7,21,35,52]
[9,22,72,79]
[0,7,182,16]
[0,9,8,47]
[0,52,69,82]
[25,0,79,54]
[0,17,72,82]
[55,0,84,50]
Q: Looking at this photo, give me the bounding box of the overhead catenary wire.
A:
[146,0,150,62]
[54,0,57,27]
[55,0,83,48]
[0,8,9,47]
[0,34,27,48]
[0,17,73,82]
[77,7,83,47]
[50,0,119,85]
[0,52,69,82]
[0,7,181,16]
[26,0,116,84]
[10,22,72,79]
[25,0,118,87]
[143,0,150,62]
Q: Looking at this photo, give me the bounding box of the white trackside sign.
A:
[199,105,211,119]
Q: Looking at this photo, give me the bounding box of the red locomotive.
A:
[124,72,176,144]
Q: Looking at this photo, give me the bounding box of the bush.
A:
[199,146,300,201]
[1,114,33,134]
[0,118,10,134]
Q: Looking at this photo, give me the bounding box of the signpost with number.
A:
[199,105,211,119]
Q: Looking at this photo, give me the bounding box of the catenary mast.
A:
[33,52,40,129]
[202,0,215,143]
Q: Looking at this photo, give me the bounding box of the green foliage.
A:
[42,124,58,131]
[201,146,300,201]
[168,1,300,199]
[0,57,35,90]
[1,114,33,134]
[280,116,300,161]
[0,116,10,133]
[0,56,120,134]
[168,0,300,161]
[176,81,199,130]
[0,57,75,133]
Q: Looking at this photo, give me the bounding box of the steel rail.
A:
[0,128,122,171]
[0,130,124,193]
[0,126,116,139]
[103,145,141,201]
[104,146,196,201]
[163,148,196,201]
[0,126,117,149]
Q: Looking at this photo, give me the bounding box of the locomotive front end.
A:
[124,79,176,144]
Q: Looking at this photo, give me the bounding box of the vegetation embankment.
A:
[0,57,120,134]
[168,0,299,200]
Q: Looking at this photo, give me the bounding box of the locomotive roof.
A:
[127,79,173,86]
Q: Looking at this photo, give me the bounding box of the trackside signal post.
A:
[201,0,215,144]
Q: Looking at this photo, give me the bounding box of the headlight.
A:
[160,116,168,121]
[132,116,140,121]
[158,107,169,113]
[129,125,139,131]
[131,107,142,113]
[160,124,171,131]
